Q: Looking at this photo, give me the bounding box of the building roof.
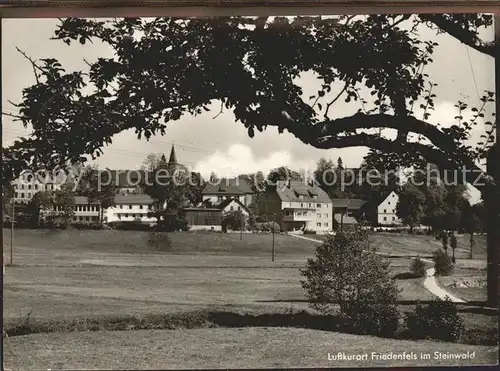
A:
[216,197,250,213]
[114,194,154,205]
[334,214,358,225]
[331,198,366,209]
[183,207,222,212]
[275,180,331,203]
[202,177,253,195]
[74,196,100,205]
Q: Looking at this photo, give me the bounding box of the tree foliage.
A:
[396,183,426,231]
[75,165,116,224]
[300,230,401,335]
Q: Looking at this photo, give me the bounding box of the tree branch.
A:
[15,47,44,84]
[419,14,495,58]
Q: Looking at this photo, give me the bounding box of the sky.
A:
[2,17,495,203]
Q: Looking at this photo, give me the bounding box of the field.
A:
[3,228,497,369]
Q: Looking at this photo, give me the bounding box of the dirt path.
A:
[288,234,466,303]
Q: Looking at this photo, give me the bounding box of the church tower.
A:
[168,145,178,167]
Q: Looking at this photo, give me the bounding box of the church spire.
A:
[168,145,178,166]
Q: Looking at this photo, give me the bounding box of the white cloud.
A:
[193,143,316,178]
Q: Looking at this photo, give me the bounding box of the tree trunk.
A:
[469,233,474,260]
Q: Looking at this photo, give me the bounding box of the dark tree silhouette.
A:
[2,14,498,305]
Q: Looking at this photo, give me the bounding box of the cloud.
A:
[193,143,316,178]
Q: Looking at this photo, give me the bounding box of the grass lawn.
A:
[3,228,496,369]
[5,328,498,370]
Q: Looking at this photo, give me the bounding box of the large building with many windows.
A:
[11,170,64,204]
[259,180,333,233]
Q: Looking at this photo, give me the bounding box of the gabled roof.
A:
[275,180,331,203]
[361,188,400,210]
[202,177,253,195]
[334,214,358,225]
[74,196,100,205]
[114,194,154,205]
[331,198,366,210]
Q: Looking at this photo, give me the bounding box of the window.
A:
[238,206,241,210]
[230,206,234,211]
[316,222,321,227]
[317,213,321,218]
[324,222,328,227]
[316,203,321,207]
[139,205,143,210]
[124,213,129,218]
[13,184,17,190]
[15,192,19,198]
[129,205,132,209]
[20,193,25,198]
[218,196,223,202]
[120,205,123,209]
[388,202,391,205]
[309,203,312,207]
[383,217,387,221]
[28,184,32,190]
[392,216,396,221]
[323,213,328,218]
[27,193,31,198]
[301,203,304,208]
[384,209,387,213]
[21,184,25,190]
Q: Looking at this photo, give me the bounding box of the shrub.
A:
[432,248,454,276]
[254,221,280,233]
[148,232,172,251]
[404,298,464,342]
[410,257,426,277]
[303,229,317,235]
[300,230,401,337]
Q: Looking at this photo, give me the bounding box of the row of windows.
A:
[284,210,329,219]
[117,213,151,219]
[74,216,99,222]
[118,204,152,210]
[14,183,58,190]
[382,216,397,222]
[51,205,100,212]
[316,222,329,227]
[382,209,396,214]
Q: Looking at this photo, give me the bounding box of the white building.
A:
[259,180,333,233]
[11,170,64,204]
[73,196,100,223]
[377,191,402,226]
[202,177,254,207]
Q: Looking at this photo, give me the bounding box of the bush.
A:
[303,229,317,235]
[254,221,280,233]
[300,230,401,337]
[410,257,426,277]
[432,248,454,276]
[404,298,464,342]
[148,232,172,251]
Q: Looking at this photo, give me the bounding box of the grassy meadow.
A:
[2,228,496,369]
